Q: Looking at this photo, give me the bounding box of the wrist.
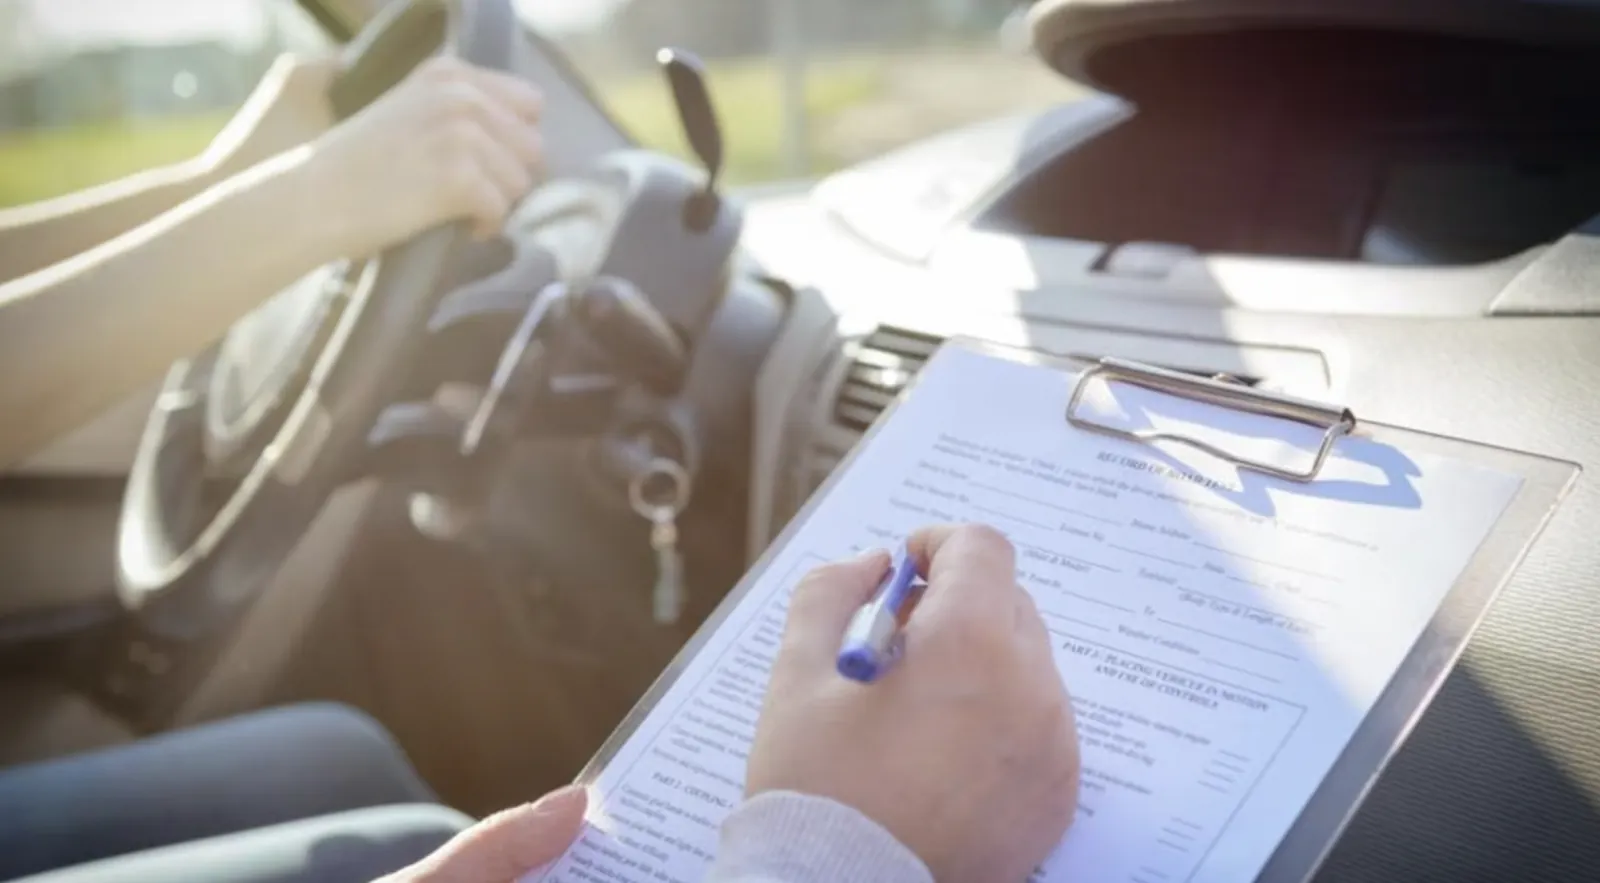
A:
[285,145,358,261]
[711,792,932,883]
[233,145,355,267]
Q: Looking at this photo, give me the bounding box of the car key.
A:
[648,505,685,625]
[629,458,692,625]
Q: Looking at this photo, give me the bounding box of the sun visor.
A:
[1029,0,1600,114]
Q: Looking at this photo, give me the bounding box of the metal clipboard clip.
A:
[1065,357,1358,483]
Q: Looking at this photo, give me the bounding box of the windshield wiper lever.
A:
[658,47,724,232]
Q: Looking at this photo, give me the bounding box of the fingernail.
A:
[854,549,891,575]
[530,784,587,814]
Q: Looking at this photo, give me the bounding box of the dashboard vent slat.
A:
[838,384,898,411]
[867,328,943,361]
[831,325,944,432]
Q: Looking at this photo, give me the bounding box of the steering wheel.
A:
[117,0,524,639]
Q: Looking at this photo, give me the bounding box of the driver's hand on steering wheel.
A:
[303,55,546,255]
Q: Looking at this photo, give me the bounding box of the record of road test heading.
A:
[526,338,1577,883]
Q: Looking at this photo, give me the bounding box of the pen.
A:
[836,544,921,683]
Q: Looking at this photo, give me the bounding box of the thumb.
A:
[408,785,587,883]
[781,549,891,666]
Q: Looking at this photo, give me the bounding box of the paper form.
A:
[529,345,1523,883]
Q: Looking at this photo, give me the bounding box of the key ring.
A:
[628,457,691,520]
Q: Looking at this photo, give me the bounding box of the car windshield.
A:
[0,0,332,209]
[0,0,1079,207]
[518,0,1079,186]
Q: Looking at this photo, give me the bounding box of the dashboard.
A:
[734,97,1600,882]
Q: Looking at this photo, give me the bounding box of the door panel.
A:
[16,384,157,476]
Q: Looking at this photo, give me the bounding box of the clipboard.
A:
[562,336,1578,883]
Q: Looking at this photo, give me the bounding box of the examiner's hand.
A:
[747,525,1080,883]
[376,785,585,883]
[307,55,544,253]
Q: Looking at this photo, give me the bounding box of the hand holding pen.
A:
[746,524,1081,883]
[836,544,922,682]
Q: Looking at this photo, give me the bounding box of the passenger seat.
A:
[0,678,133,768]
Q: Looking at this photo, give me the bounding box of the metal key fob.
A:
[630,458,692,626]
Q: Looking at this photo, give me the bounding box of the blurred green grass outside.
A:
[0,114,226,208]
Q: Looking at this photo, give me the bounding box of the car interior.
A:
[2,0,1598,880]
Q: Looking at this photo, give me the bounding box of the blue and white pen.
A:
[836,544,921,683]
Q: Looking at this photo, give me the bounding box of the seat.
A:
[0,678,134,769]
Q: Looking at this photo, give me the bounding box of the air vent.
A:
[831,326,944,432]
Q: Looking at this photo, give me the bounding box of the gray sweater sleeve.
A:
[703,791,932,883]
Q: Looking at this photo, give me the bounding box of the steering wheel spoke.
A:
[398,239,563,397]
[428,241,559,334]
